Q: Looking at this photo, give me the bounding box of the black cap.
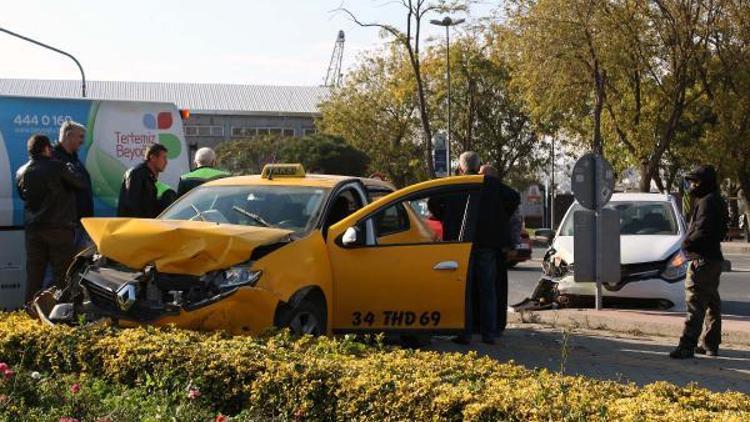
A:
[685,165,717,186]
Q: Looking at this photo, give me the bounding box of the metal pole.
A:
[594,144,604,310]
[551,136,556,229]
[445,25,452,176]
[431,16,463,176]
[0,27,86,97]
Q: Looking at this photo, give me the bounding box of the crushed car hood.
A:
[81,218,293,275]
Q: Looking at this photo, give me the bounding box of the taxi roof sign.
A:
[261,163,306,179]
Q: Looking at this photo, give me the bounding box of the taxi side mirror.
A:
[341,226,363,247]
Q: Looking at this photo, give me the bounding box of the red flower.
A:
[0,363,7,373]
[187,387,201,400]
[215,415,229,422]
[70,383,81,395]
[59,418,80,422]
[2,369,14,380]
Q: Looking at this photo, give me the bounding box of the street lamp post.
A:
[0,26,86,97]
[430,16,464,176]
[550,136,556,229]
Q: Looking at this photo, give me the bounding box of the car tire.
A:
[280,300,327,336]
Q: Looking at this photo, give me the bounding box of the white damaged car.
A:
[530,193,688,311]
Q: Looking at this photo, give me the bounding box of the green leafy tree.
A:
[318,45,427,187]
[699,1,750,195]
[423,28,544,186]
[505,0,719,192]
[215,134,370,177]
[215,135,279,175]
[280,134,370,176]
[337,0,472,177]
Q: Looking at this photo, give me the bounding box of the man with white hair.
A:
[458,151,481,175]
[177,147,230,196]
[53,120,93,248]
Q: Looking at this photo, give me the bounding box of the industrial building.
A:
[0,78,330,150]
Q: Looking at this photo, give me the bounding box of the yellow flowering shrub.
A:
[0,312,748,420]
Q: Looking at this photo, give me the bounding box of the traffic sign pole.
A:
[594,157,603,310]
[571,153,619,311]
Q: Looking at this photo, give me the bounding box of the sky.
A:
[1,0,499,86]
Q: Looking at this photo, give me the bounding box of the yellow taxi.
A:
[39,164,490,337]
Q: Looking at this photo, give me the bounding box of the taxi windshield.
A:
[160,185,329,235]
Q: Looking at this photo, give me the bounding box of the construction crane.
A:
[324,30,345,88]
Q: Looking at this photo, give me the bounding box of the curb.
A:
[722,242,750,255]
[507,310,750,347]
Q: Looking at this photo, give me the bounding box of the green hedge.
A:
[0,313,748,421]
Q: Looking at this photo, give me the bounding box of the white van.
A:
[0,96,190,310]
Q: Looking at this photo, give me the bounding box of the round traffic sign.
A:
[571,153,615,210]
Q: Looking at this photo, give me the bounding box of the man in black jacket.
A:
[670,165,728,359]
[53,121,93,250]
[16,134,87,302]
[453,153,520,345]
[117,143,169,218]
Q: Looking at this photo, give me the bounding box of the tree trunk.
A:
[592,61,605,154]
[639,159,652,192]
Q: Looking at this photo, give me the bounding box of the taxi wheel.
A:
[284,301,326,336]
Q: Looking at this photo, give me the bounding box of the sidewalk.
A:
[723,241,750,255]
[508,308,750,346]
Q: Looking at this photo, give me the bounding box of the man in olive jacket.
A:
[177,147,230,197]
[671,165,728,359]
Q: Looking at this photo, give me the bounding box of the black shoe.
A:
[669,347,694,359]
[451,336,471,345]
[695,345,719,357]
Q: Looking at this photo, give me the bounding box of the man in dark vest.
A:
[177,147,230,197]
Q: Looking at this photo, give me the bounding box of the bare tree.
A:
[336,1,469,177]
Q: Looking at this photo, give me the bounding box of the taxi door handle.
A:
[433,261,458,271]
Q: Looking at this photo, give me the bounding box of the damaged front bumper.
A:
[36,252,279,335]
[512,248,687,311]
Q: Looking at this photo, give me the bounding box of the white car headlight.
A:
[661,251,688,282]
[222,268,262,288]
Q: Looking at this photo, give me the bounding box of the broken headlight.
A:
[542,248,571,278]
[221,267,262,288]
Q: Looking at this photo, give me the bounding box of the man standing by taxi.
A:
[53,121,93,251]
[671,165,728,359]
[177,147,230,197]
[453,153,519,345]
[479,164,520,336]
[16,134,87,302]
[117,143,169,218]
